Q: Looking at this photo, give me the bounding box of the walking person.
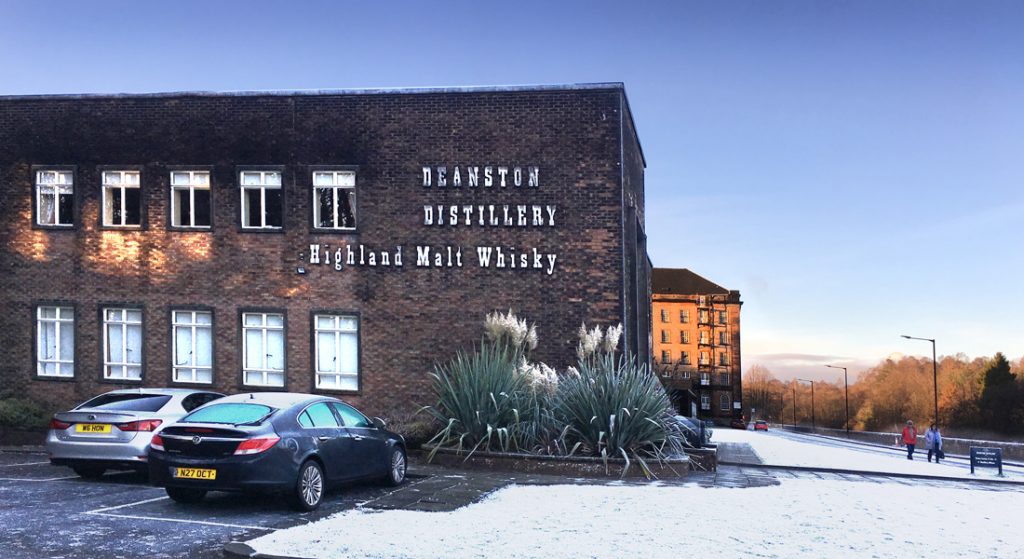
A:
[902,420,918,460]
[925,424,943,463]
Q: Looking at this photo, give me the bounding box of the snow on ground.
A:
[712,428,1016,479]
[249,480,1022,559]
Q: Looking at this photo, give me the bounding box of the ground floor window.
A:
[242,312,285,387]
[103,308,143,380]
[37,305,74,377]
[701,394,710,410]
[314,314,359,391]
[173,310,213,384]
[720,393,731,411]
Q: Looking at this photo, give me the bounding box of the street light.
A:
[826,364,850,436]
[901,334,939,426]
[798,379,815,431]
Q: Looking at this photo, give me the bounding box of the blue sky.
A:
[2,0,1021,381]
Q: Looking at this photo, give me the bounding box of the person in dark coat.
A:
[902,420,918,460]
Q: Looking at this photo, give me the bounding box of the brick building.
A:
[651,268,742,423]
[0,83,651,417]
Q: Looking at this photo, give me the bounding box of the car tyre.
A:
[289,460,324,511]
[385,447,406,487]
[166,487,207,504]
[72,465,106,479]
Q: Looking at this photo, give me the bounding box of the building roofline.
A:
[0,82,626,102]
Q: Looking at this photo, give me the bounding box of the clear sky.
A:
[2,0,1021,381]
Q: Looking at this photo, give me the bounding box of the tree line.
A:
[743,353,1024,437]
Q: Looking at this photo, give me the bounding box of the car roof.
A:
[100,388,220,396]
[211,392,330,408]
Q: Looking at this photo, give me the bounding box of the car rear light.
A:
[49,418,72,430]
[117,419,163,432]
[150,434,165,452]
[233,436,280,456]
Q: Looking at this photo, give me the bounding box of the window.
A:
[660,330,670,343]
[331,402,371,428]
[718,331,727,345]
[102,171,141,227]
[701,394,710,410]
[699,310,709,324]
[103,308,143,380]
[661,350,671,364]
[699,331,709,345]
[660,309,669,323]
[680,310,689,323]
[314,314,359,391]
[700,372,710,385]
[172,310,213,384]
[37,306,74,377]
[718,372,731,385]
[79,393,171,412]
[181,392,223,412]
[170,171,211,228]
[681,331,690,344]
[718,311,727,325]
[240,170,283,229]
[35,170,74,226]
[313,171,356,229]
[242,312,285,387]
[682,370,690,379]
[301,403,340,428]
[719,352,729,366]
[720,394,731,411]
[680,351,690,365]
[700,352,710,365]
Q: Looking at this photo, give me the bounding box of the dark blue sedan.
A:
[149,392,406,511]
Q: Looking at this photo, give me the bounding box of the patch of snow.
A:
[248,481,1022,559]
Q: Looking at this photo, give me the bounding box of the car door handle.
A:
[352,434,364,441]
[317,436,330,441]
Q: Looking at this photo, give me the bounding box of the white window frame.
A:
[172,310,213,384]
[37,306,74,377]
[170,171,211,228]
[660,330,670,343]
[101,170,142,227]
[700,372,710,386]
[681,331,689,344]
[312,170,357,230]
[680,310,689,323]
[718,331,727,345]
[701,394,711,410]
[314,314,360,390]
[242,312,285,387]
[240,170,283,229]
[35,170,74,226]
[660,309,669,323]
[103,307,143,381]
[699,331,709,345]
[700,352,710,366]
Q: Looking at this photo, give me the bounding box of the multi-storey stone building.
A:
[0,83,651,417]
[652,268,742,423]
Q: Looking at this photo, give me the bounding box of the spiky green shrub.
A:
[556,353,684,476]
[423,341,533,456]
[0,398,50,430]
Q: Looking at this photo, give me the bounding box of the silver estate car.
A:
[47,388,224,478]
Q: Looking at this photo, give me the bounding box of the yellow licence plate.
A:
[75,424,111,434]
[174,467,216,480]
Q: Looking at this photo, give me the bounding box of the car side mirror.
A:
[372,417,387,430]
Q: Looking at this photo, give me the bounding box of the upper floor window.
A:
[661,350,671,364]
[314,314,360,391]
[718,311,727,325]
[103,308,143,381]
[173,310,213,384]
[240,171,283,229]
[313,171,356,230]
[242,312,285,387]
[680,310,689,323]
[699,310,709,324]
[35,170,74,226]
[660,309,669,323]
[680,351,690,365]
[171,171,211,228]
[719,352,729,366]
[660,330,670,343]
[681,331,690,344]
[718,372,731,385]
[701,394,710,410]
[699,331,709,345]
[699,352,710,366]
[37,306,74,377]
[102,171,142,227]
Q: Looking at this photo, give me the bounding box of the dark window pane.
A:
[245,189,262,227]
[79,394,172,412]
[57,193,73,225]
[317,189,333,228]
[111,189,123,224]
[338,191,355,228]
[173,190,190,226]
[265,189,282,227]
[193,190,210,226]
[124,188,141,225]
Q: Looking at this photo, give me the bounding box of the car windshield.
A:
[78,394,172,412]
[181,403,273,425]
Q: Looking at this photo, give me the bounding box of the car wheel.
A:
[385,447,406,487]
[165,487,206,504]
[72,465,106,479]
[289,460,324,511]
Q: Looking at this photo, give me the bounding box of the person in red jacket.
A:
[902,420,918,460]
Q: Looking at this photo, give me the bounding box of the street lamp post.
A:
[826,365,850,435]
[792,384,797,426]
[902,335,939,426]
[798,379,815,431]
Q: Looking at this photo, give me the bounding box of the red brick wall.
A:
[0,87,646,417]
